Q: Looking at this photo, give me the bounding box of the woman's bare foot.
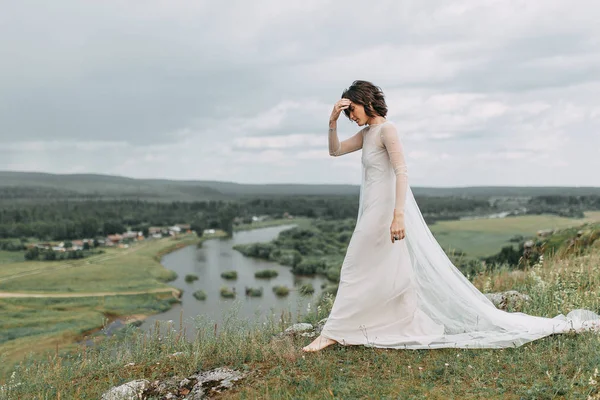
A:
[302,335,337,352]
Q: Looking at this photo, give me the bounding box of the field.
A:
[430,211,600,257]
[0,251,25,265]
[3,244,600,398]
[0,233,217,378]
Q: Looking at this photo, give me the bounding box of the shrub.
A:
[184,274,199,283]
[299,283,315,296]
[193,290,207,300]
[272,285,290,297]
[245,287,263,297]
[220,287,235,298]
[254,269,278,279]
[221,271,238,280]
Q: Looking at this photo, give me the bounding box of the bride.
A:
[302,80,600,352]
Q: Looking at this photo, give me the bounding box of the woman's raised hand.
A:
[330,99,351,122]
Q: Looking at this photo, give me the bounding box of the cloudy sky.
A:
[1,1,599,187]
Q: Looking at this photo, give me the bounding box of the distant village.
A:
[30,223,195,252]
[29,214,286,253]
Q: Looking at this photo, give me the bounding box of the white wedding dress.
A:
[321,120,600,349]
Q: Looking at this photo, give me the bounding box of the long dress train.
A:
[320,121,600,349]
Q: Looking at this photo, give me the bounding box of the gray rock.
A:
[103,368,244,399]
[284,323,313,335]
[188,367,245,398]
[101,379,149,400]
[485,290,531,310]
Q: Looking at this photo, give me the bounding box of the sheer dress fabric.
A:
[322,120,600,349]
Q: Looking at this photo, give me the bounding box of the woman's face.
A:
[346,101,369,126]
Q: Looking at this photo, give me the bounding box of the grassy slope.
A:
[0,236,202,293]
[0,234,216,378]
[430,211,600,257]
[3,244,600,398]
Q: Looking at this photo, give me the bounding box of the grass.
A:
[0,235,201,293]
[0,234,211,378]
[430,211,600,257]
[0,293,178,378]
[3,246,600,398]
[0,251,25,265]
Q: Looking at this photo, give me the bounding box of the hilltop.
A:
[2,224,600,399]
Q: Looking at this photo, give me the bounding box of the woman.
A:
[302,80,600,352]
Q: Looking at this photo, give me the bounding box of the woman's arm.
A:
[328,98,364,156]
[381,123,408,242]
[329,121,364,156]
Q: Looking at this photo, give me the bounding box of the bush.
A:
[193,290,207,300]
[221,271,238,280]
[254,269,278,279]
[299,283,315,296]
[272,285,290,297]
[220,287,236,298]
[244,287,263,297]
[184,274,199,283]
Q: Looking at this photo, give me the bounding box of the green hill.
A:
[2,170,600,203]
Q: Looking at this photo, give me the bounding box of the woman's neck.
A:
[367,116,387,125]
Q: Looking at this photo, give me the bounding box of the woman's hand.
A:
[330,99,351,122]
[390,213,406,243]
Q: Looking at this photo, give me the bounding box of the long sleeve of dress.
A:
[329,126,365,156]
[380,123,408,213]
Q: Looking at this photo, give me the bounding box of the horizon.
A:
[2,169,599,189]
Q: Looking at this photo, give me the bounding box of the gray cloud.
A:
[1,0,599,186]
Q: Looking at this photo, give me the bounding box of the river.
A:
[139,225,328,336]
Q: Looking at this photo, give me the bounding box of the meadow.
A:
[0,234,213,378]
[2,241,600,399]
[430,211,600,257]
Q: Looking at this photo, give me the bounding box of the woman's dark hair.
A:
[342,80,388,119]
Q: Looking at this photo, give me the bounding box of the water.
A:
[139,225,328,335]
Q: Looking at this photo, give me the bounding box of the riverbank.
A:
[0,232,225,378]
[233,217,312,231]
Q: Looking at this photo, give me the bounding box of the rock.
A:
[485,290,531,311]
[187,367,245,398]
[284,323,313,335]
[101,379,149,400]
[122,367,245,399]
